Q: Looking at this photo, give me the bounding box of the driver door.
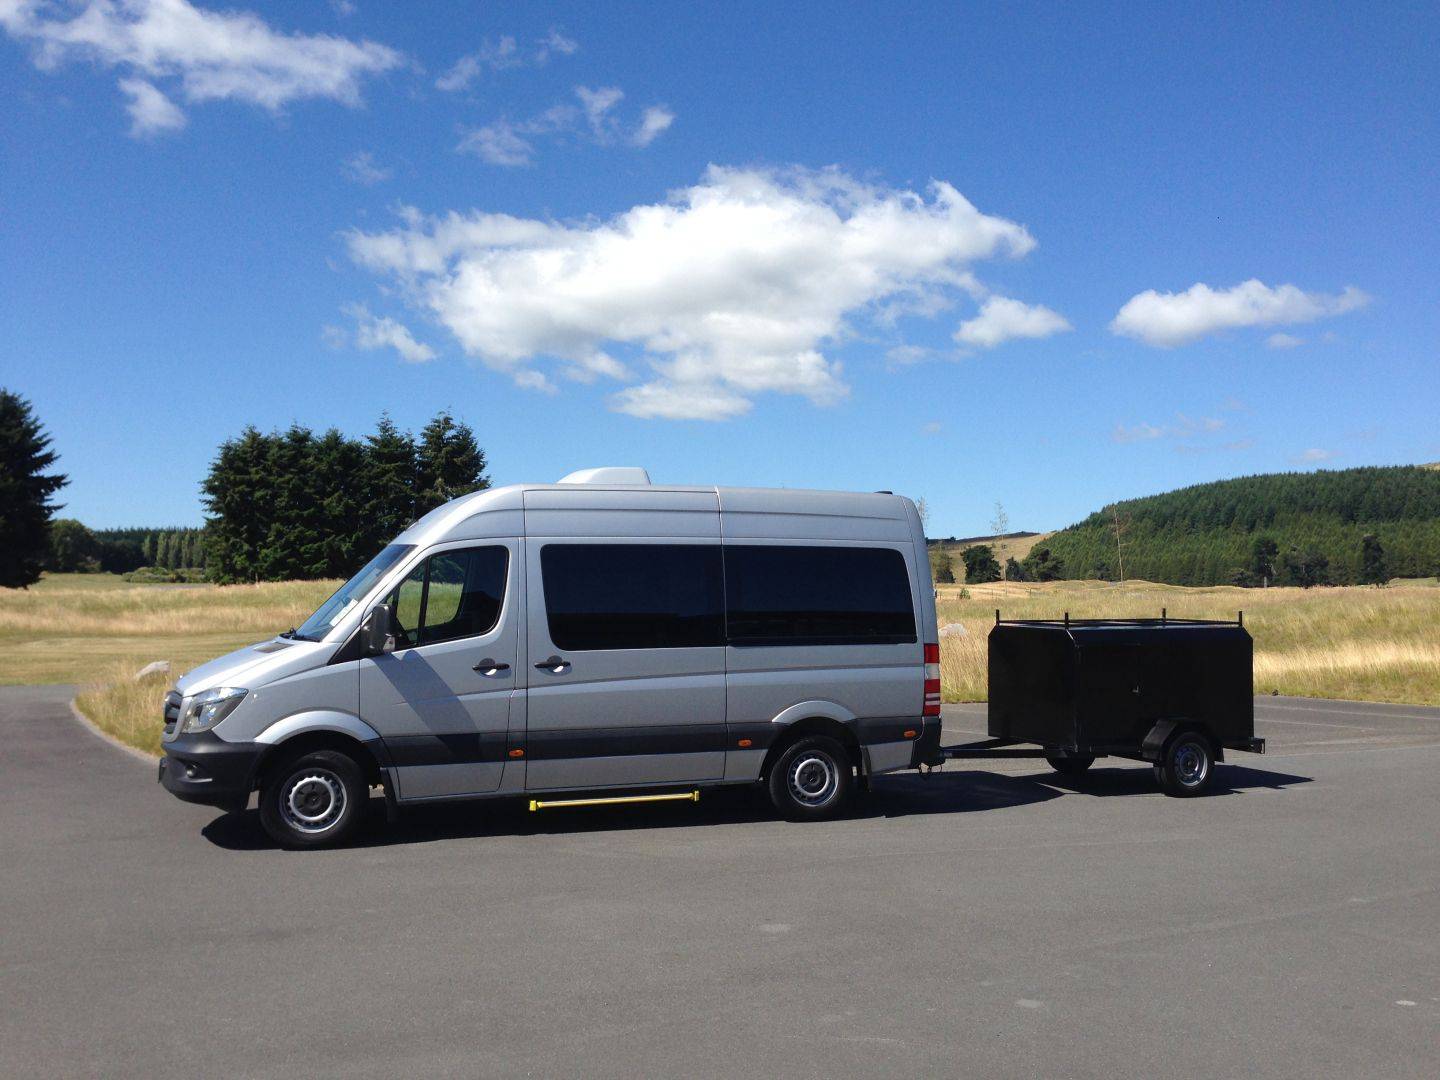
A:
[359,541,520,800]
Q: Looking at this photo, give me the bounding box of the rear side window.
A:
[724,545,916,646]
[540,544,724,650]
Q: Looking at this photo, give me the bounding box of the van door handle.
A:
[474,659,510,675]
[534,655,570,673]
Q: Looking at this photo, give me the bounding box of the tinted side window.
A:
[541,544,724,650]
[387,546,508,649]
[724,545,916,646]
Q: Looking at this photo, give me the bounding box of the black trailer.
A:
[938,611,1265,796]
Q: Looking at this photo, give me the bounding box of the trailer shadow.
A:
[199,770,1066,851]
[1033,760,1313,798]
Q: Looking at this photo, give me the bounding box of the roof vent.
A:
[557,467,652,485]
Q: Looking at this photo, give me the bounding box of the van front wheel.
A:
[768,736,854,821]
[259,749,367,849]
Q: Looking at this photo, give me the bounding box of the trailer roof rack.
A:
[994,608,1244,628]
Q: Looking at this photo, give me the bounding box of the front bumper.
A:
[159,730,263,810]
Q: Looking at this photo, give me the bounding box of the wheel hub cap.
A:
[788,754,837,807]
[1175,744,1207,786]
[281,771,345,834]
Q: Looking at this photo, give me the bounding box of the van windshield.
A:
[292,545,415,641]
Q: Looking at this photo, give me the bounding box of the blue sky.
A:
[2,1,1436,535]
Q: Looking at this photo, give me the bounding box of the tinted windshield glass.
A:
[294,545,415,640]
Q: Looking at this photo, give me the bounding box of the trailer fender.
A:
[1141,720,1223,763]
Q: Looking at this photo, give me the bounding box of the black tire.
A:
[1153,731,1215,797]
[259,748,368,848]
[767,735,854,821]
[1046,753,1095,777]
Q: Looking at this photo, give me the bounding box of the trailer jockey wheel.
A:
[1045,753,1095,778]
[1154,732,1214,797]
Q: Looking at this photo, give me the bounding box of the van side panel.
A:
[521,490,728,790]
[718,492,925,780]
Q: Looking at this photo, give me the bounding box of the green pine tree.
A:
[361,413,419,554]
[0,390,68,588]
[202,427,274,583]
[414,411,489,518]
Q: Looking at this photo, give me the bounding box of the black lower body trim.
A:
[526,724,729,760]
[160,732,262,810]
[383,732,509,767]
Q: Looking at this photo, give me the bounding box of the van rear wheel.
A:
[768,735,854,821]
[259,749,367,849]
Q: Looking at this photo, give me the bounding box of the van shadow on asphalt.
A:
[199,761,1311,851]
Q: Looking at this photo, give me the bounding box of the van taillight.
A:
[923,643,941,716]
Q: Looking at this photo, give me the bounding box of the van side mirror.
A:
[361,604,395,657]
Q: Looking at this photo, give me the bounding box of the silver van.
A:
[159,468,942,847]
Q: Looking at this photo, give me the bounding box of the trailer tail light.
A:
[923,643,941,716]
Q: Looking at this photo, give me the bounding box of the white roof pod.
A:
[557,467,653,485]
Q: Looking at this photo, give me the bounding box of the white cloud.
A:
[1111,279,1370,348]
[632,104,674,147]
[345,166,1040,419]
[458,87,673,165]
[954,296,1070,349]
[537,28,577,61]
[435,36,520,91]
[1113,413,1226,444]
[1112,422,1165,443]
[330,1,356,17]
[457,119,544,166]
[436,29,579,91]
[1297,447,1334,462]
[920,421,942,435]
[1,0,402,132]
[118,76,185,136]
[346,305,436,363]
[1266,332,1304,350]
[885,344,932,366]
[575,84,624,138]
[341,150,391,185]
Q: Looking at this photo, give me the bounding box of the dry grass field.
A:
[0,573,338,686]
[937,578,1440,705]
[5,571,1438,755]
[0,574,337,756]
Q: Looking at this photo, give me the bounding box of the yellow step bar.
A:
[528,790,700,812]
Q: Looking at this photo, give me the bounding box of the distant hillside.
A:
[1044,466,1440,586]
[933,531,1048,566]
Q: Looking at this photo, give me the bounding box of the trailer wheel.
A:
[1046,754,1095,777]
[768,735,853,822]
[1153,732,1214,797]
[259,748,367,848]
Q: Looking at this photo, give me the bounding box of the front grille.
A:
[163,690,182,729]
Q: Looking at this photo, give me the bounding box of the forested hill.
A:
[1043,466,1440,586]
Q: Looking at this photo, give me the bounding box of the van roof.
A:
[395,479,916,546]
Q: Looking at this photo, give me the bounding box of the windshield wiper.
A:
[279,627,310,641]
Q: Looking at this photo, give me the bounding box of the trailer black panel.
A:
[988,616,1256,755]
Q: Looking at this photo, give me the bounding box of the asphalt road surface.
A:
[4,686,1438,1078]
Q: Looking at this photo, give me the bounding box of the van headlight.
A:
[183,687,248,733]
